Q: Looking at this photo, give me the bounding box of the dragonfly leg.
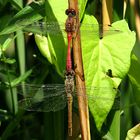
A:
[74,64,85,81]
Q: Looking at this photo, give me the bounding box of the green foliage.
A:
[0,2,44,35]
[81,16,135,130]
[128,55,140,108]
[126,124,140,140]
[0,36,16,64]
[0,0,139,140]
[9,69,33,87]
[35,34,56,64]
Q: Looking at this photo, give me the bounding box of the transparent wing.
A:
[12,84,135,112]
[73,87,121,110]
[15,20,122,38]
[18,94,67,112]
[16,84,67,112]
[73,87,137,110]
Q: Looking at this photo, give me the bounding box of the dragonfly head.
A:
[64,70,75,77]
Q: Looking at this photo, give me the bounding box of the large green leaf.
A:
[81,15,136,130]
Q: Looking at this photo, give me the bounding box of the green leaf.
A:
[107,111,120,140]
[128,54,140,86]
[2,37,13,51]
[81,15,136,130]
[126,124,140,140]
[0,2,44,35]
[35,34,56,64]
[8,69,33,87]
[0,0,9,6]
[10,0,23,10]
[0,44,2,57]
[13,2,45,22]
[128,54,140,108]
[78,0,88,20]
[44,0,68,75]
[1,58,16,64]
[102,131,114,140]
[35,34,63,76]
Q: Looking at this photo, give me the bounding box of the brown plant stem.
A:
[67,0,91,140]
[130,0,140,40]
[123,0,128,18]
[102,0,113,25]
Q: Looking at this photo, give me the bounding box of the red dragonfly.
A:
[14,9,123,136]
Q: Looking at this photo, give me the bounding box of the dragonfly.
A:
[14,9,123,136]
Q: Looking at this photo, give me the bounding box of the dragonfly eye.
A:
[65,9,76,17]
[71,9,76,16]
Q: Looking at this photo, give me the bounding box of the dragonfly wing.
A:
[15,20,122,38]
[16,84,65,97]
[16,20,67,37]
[73,87,137,110]
[73,87,121,110]
[80,24,123,38]
[16,84,67,112]
[18,93,67,112]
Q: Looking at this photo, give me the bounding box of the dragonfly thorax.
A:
[65,16,76,33]
[64,70,75,95]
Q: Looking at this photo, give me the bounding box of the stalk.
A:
[123,0,128,18]
[68,0,91,139]
[16,31,25,76]
[130,0,140,40]
[102,0,112,25]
